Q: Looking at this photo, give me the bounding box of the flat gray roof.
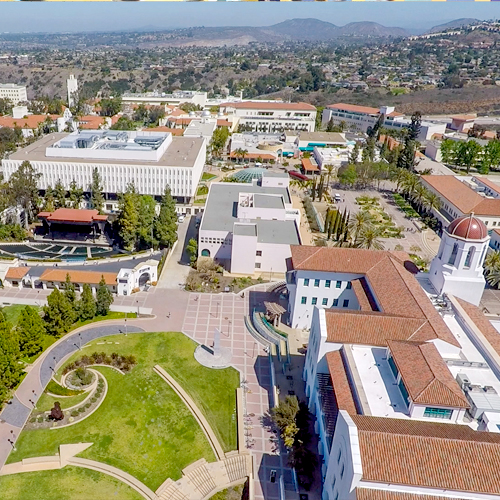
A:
[201,182,293,237]
[298,131,347,144]
[234,224,257,237]
[8,133,204,168]
[262,171,289,178]
[254,194,284,210]
[256,219,300,245]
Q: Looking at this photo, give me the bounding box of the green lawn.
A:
[35,390,90,412]
[1,304,41,326]
[202,172,217,181]
[8,332,239,490]
[0,466,143,500]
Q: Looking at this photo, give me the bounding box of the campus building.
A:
[121,90,207,108]
[297,228,500,499]
[321,103,446,141]
[421,175,500,229]
[198,172,301,276]
[219,101,317,133]
[0,83,28,105]
[2,130,206,203]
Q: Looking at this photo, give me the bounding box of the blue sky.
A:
[1,3,499,33]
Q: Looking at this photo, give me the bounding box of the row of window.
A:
[200,237,231,245]
[303,278,352,289]
[301,296,349,307]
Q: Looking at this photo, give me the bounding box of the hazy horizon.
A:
[0,3,499,34]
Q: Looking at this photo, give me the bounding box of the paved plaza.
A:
[182,290,296,500]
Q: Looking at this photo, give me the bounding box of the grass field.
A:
[0,466,144,500]
[1,304,41,326]
[8,332,239,490]
[202,172,217,182]
[35,390,90,412]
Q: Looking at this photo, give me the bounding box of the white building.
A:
[421,175,500,229]
[122,90,207,108]
[219,101,317,133]
[322,103,446,141]
[183,115,217,141]
[198,172,300,276]
[67,74,78,108]
[299,239,500,500]
[0,83,27,105]
[295,131,348,152]
[116,260,158,295]
[2,130,206,203]
[429,214,489,306]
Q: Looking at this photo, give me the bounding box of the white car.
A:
[178,215,185,223]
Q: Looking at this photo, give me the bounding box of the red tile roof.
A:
[5,267,31,280]
[421,175,500,216]
[301,158,318,172]
[77,115,105,130]
[474,176,500,195]
[388,340,469,408]
[39,269,116,286]
[326,350,357,415]
[221,101,316,111]
[356,488,472,500]
[290,246,459,347]
[38,208,108,224]
[145,126,183,136]
[0,114,58,129]
[351,415,500,494]
[327,103,380,115]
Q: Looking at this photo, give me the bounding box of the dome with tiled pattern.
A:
[446,214,488,241]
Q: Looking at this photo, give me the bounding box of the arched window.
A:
[464,246,476,269]
[201,249,210,257]
[448,243,459,266]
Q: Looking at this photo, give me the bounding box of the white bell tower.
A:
[67,74,78,108]
[429,214,489,306]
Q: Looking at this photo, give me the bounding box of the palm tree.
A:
[356,226,385,251]
[423,191,441,214]
[485,250,500,275]
[401,172,419,200]
[486,267,500,289]
[348,210,374,246]
[412,183,428,212]
[324,164,335,190]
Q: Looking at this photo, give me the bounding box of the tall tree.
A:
[455,140,482,174]
[154,186,178,249]
[99,97,122,117]
[54,179,67,209]
[43,288,74,337]
[96,276,113,316]
[0,312,22,402]
[42,186,56,212]
[440,139,457,165]
[137,195,156,250]
[8,160,41,229]
[89,168,104,214]
[349,142,361,165]
[117,183,140,251]
[68,180,84,209]
[62,273,77,321]
[16,306,45,358]
[79,283,97,321]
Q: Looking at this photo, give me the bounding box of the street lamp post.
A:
[124,311,128,336]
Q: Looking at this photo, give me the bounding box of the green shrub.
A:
[71,410,79,417]
[46,380,83,396]
[37,417,43,423]
[78,407,85,413]
[90,398,97,404]
[30,417,36,423]
[85,403,91,409]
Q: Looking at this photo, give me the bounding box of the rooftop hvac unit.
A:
[484,386,498,394]
[456,373,470,389]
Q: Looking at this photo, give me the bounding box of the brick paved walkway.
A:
[182,291,293,500]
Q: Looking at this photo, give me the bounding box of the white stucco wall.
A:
[231,232,258,275]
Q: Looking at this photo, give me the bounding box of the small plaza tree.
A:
[96,277,113,316]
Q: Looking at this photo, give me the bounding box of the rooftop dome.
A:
[231,167,267,183]
[447,214,488,241]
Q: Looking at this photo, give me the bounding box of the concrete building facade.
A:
[0,83,27,105]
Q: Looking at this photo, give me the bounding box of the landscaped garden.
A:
[0,466,144,500]
[355,196,404,239]
[7,332,240,491]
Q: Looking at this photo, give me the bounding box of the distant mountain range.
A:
[150,18,483,47]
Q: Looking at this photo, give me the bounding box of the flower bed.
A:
[62,352,137,375]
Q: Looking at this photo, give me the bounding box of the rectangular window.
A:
[255,263,261,269]
[336,281,342,288]
[256,251,262,256]
[314,279,320,287]
[325,280,331,288]
[343,299,349,308]
[333,299,339,307]
[424,407,453,420]
[346,282,352,289]
[322,298,328,306]
[304,278,310,287]
[312,297,318,305]
[301,297,307,305]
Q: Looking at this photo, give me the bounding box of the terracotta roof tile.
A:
[327,103,380,115]
[350,278,377,312]
[474,176,500,194]
[351,415,500,494]
[421,175,500,216]
[37,208,108,224]
[301,158,319,172]
[290,246,459,347]
[388,340,469,408]
[39,269,116,286]
[356,489,470,500]
[5,267,30,279]
[326,350,357,415]
[0,114,59,129]
[146,126,183,136]
[454,297,500,359]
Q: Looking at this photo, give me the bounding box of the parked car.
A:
[178,215,185,223]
